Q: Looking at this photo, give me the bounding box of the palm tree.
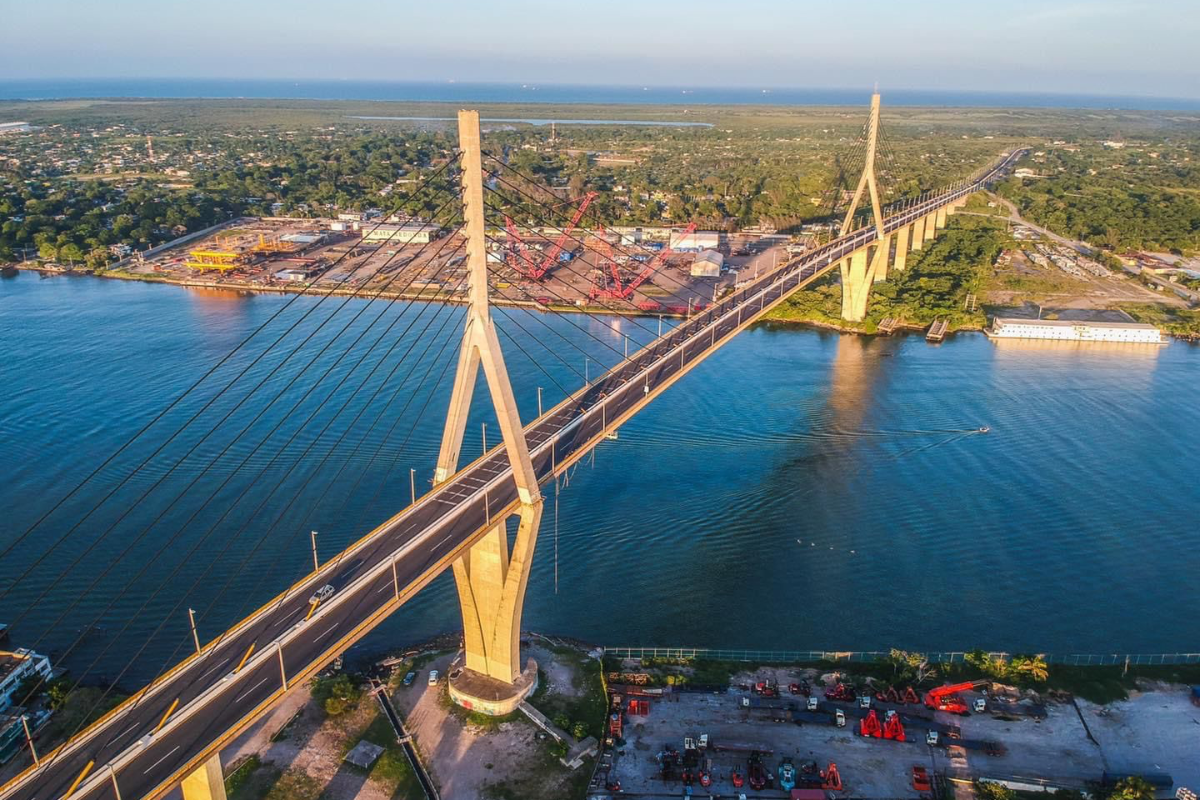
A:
[1012,654,1049,682]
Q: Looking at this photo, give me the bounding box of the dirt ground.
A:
[207,680,401,800]
[391,643,596,800]
[597,665,1200,799]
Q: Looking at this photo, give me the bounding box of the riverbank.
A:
[213,634,1200,800]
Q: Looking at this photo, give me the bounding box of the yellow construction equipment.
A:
[185,250,243,271]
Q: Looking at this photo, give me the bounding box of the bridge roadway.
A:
[5,150,1023,800]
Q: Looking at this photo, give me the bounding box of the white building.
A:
[361,223,440,245]
[0,649,52,712]
[987,317,1164,344]
[670,230,720,252]
[690,250,724,278]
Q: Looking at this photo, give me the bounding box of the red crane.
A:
[527,191,596,280]
[923,681,986,715]
[589,222,698,303]
[622,222,696,299]
[504,216,534,274]
[586,228,620,300]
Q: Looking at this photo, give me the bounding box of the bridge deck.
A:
[2,150,1023,800]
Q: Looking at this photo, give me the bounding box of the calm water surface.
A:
[1,274,1197,687]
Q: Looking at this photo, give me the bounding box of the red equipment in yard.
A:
[508,191,597,281]
[747,751,769,790]
[752,679,778,697]
[882,711,906,741]
[902,686,921,704]
[590,222,697,302]
[859,709,882,738]
[503,216,534,275]
[911,765,931,792]
[825,683,856,702]
[627,698,650,716]
[924,681,986,715]
[821,762,844,791]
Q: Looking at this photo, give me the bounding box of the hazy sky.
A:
[4,0,1198,98]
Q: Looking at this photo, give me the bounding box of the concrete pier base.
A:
[448,657,538,716]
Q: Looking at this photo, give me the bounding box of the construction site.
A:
[119,206,793,316]
[588,662,1199,800]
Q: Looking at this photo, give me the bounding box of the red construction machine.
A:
[588,222,696,302]
[923,681,987,715]
[504,191,597,281]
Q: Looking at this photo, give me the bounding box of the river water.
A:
[1,274,1197,686]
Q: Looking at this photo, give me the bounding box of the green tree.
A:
[974,781,1015,800]
[1010,654,1049,683]
[1109,777,1155,800]
[59,243,85,264]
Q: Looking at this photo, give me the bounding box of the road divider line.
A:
[234,676,272,705]
[143,745,180,775]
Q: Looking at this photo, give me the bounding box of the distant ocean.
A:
[2,78,1198,110]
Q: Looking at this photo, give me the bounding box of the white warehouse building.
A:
[690,250,724,278]
[670,229,720,251]
[987,317,1164,344]
[361,223,440,245]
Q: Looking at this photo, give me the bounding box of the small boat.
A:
[978,426,990,434]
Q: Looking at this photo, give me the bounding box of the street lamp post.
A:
[310,530,319,572]
[188,608,201,654]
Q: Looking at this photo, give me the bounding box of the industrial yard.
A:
[587,659,1200,800]
[105,213,794,316]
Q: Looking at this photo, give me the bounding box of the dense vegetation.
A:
[771,215,1010,331]
[998,143,1200,254]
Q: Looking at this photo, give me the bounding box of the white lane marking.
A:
[315,622,339,641]
[197,657,231,682]
[234,676,272,705]
[107,719,142,746]
[144,745,182,774]
[377,583,390,594]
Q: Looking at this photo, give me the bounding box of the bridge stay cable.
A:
[39,246,479,768]
[2,189,467,673]
[1,105,1023,800]
[0,160,463,614]
[8,240,478,784]
[0,156,461,580]
[481,163,714,321]
[6,208,474,745]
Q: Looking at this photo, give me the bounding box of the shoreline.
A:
[12,264,1195,341]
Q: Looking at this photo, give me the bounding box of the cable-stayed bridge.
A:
[0,99,1024,800]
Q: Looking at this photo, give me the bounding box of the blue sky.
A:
[3,0,1198,98]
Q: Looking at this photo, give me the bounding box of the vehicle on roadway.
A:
[308,584,335,605]
[428,670,439,685]
[402,671,416,686]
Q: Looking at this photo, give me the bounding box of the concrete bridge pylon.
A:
[436,110,542,715]
[837,92,889,323]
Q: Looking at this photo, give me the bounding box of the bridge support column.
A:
[181,754,227,800]
[872,232,892,283]
[439,110,542,717]
[935,206,948,229]
[840,244,885,322]
[892,224,911,272]
[923,213,937,243]
[910,216,926,250]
